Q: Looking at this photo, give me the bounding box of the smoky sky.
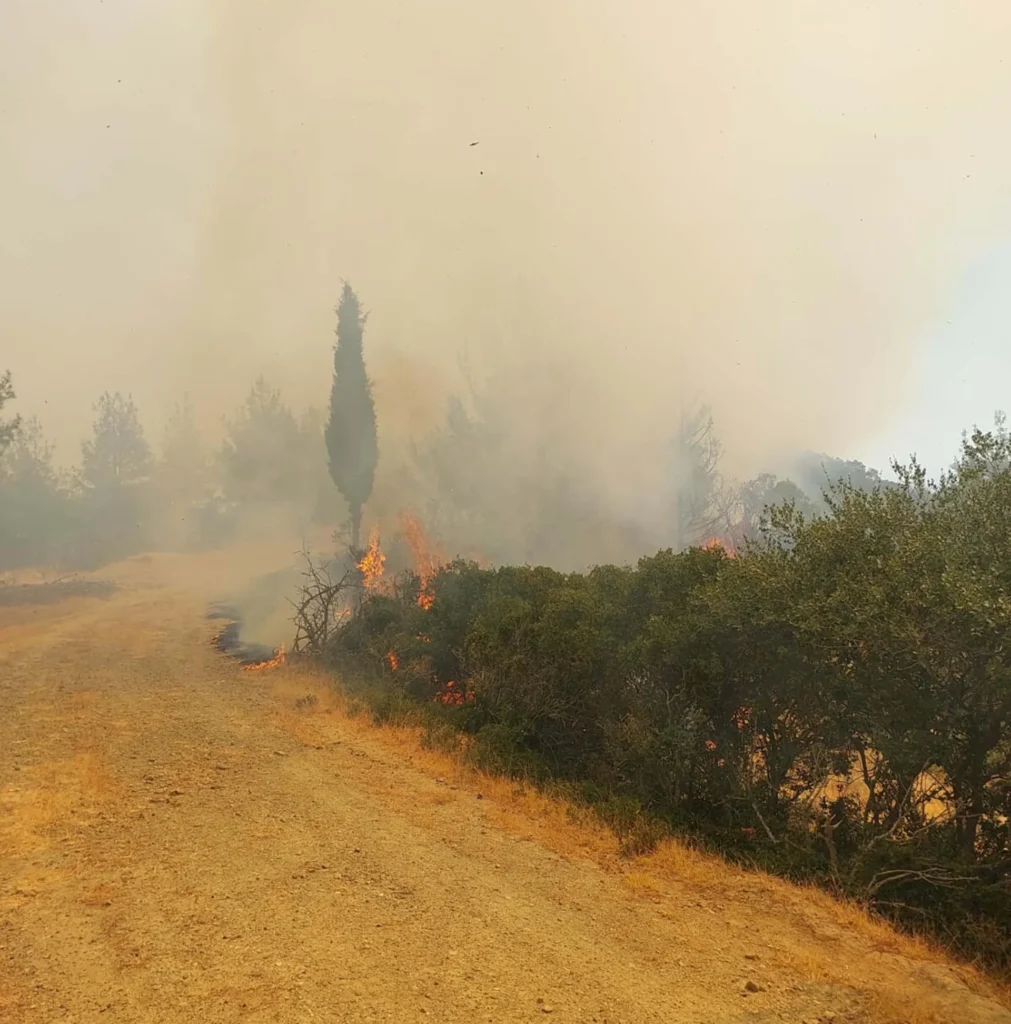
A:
[4,0,1011,494]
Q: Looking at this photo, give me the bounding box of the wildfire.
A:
[357,525,387,591]
[386,650,399,672]
[434,679,475,706]
[701,537,736,558]
[243,644,287,672]
[398,511,446,610]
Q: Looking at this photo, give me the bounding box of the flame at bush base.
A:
[399,511,445,610]
[352,513,449,607]
[700,537,736,558]
[434,679,475,706]
[243,644,287,672]
[357,526,387,591]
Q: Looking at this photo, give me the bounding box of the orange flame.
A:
[357,526,387,591]
[700,537,736,558]
[434,679,475,706]
[399,511,445,610]
[386,650,399,672]
[243,644,287,672]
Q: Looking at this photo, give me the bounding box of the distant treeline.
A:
[321,417,1011,974]
[0,358,894,575]
[0,376,340,571]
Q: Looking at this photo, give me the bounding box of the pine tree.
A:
[324,283,378,550]
[219,378,304,503]
[673,404,723,549]
[81,393,151,491]
[78,392,152,563]
[0,371,21,455]
[0,417,67,567]
[160,395,207,507]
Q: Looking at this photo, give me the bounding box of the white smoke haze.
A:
[5,1,1011,560]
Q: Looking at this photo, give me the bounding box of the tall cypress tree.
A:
[324,283,377,550]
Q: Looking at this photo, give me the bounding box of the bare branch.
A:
[751,802,782,845]
[865,866,976,898]
[289,546,354,657]
[864,759,935,852]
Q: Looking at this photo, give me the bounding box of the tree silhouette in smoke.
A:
[81,393,151,491]
[0,371,21,455]
[325,283,377,551]
[673,404,724,549]
[0,416,67,568]
[78,392,153,563]
[219,378,304,503]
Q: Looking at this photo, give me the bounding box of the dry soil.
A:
[1,548,1008,1024]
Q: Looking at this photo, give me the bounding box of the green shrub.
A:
[318,428,1011,974]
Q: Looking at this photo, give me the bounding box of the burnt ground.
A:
[208,606,279,667]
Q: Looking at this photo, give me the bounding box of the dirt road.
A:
[1,551,1009,1023]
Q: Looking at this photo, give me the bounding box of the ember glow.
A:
[434,680,474,706]
[386,650,399,672]
[357,526,387,592]
[243,644,287,672]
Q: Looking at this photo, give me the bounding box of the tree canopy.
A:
[159,394,207,507]
[0,416,66,567]
[219,377,305,503]
[0,370,21,455]
[81,392,151,491]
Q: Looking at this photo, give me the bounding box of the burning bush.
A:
[302,433,1011,975]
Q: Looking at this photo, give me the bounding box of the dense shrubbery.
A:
[323,422,1011,973]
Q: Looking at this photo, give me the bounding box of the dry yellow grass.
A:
[266,660,1011,1024]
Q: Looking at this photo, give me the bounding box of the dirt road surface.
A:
[2,550,1009,1023]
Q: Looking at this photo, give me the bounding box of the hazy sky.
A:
[862,240,1011,475]
[3,1,1011,484]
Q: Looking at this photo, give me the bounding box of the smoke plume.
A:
[5,1,1011,553]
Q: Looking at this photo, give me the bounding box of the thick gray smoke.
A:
[5,1,1011,565]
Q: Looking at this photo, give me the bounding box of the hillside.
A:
[1,547,1008,1024]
